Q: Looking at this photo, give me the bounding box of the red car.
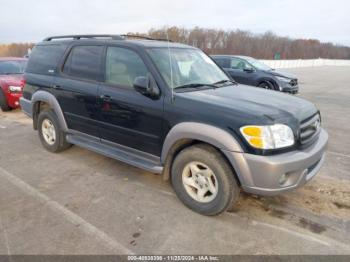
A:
[0,57,27,111]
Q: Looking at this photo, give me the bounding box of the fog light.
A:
[279,173,289,185]
[15,101,19,106]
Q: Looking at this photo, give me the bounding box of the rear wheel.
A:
[171,144,240,216]
[38,109,71,152]
[0,89,12,111]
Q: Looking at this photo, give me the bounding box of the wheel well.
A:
[258,80,269,86]
[162,139,241,186]
[33,101,51,130]
[0,87,8,107]
[0,86,6,98]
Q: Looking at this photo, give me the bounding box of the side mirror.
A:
[243,67,255,73]
[133,76,160,99]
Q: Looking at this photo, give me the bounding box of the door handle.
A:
[100,94,112,102]
[52,84,61,90]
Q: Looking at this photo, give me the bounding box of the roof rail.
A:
[43,34,172,42]
[43,34,124,41]
[121,34,172,42]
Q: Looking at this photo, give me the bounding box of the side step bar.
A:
[66,134,163,174]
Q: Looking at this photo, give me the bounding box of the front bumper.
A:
[277,79,299,93]
[223,129,328,196]
[281,85,299,94]
[6,92,22,108]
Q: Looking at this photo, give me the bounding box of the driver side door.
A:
[226,58,256,86]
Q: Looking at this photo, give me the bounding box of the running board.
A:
[66,134,163,174]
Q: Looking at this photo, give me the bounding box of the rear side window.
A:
[214,58,230,68]
[63,45,104,81]
[26,45,66,75]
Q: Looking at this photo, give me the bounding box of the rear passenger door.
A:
[55,45,104,137]
[98,46,163,156]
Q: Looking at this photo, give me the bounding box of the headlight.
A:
[275,76,290,83]
[240,124,294,149]
[8,86,22,92]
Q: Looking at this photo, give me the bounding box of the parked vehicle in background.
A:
[0,57,27,111]
[21,35,327,215]
[211,55,299,94]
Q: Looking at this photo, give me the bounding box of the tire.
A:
[258,81,275,90]
[171,144,240,216]
[37,109,71,153]
[0,89,12,112]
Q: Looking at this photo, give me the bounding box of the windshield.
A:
[245,57,271,71]
[147,48,229,89]
[0,60,27,75]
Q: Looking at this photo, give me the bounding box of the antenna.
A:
[166,31,175,102]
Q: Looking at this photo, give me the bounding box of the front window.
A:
[244,57,271,71]
[105,46,149,88]
[147,48,229,88]
[0,60,27,75]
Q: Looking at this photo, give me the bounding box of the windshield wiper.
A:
[213,79,237,86]
[173,83,218,91]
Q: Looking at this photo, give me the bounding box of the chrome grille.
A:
[299,113,321,144]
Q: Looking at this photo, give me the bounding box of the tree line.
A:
[145,26,350,59]
[0,43,34,57]
[1,27,349,59]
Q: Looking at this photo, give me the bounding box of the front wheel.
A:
[0,90,12,111]
[258,81,275,90]
[171,144,240,216]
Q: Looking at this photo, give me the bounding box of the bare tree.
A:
[147,26,350,59]
[1,28,349,59]
[0,43,33,57]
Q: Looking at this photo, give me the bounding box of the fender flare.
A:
[31,90,68,131]
[161,122,243,163]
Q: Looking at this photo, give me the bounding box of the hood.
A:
[176,84,317,124]
[0,74,24,86]
[264,69,297,79]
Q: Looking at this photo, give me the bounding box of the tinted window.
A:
[26,45,66,74]
[214,58,230,68]
[0,60,27,75]
[63,45,104,81]
[105,47,149,88]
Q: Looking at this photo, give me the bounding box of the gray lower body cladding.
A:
[223,129,328,196]
[20,97,32,117]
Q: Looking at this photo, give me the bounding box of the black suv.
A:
[212,55,299,94]
[21,35,327,215]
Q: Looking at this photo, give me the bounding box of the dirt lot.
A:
[0,66,349,255]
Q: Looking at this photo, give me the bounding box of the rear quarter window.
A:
[26,44,66,75]
[214,58,230,68]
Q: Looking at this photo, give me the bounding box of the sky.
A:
[0,0,349,46]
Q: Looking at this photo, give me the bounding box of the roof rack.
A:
[43,34,172,42]
[43,34,124,41]
[121,34,172,42]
